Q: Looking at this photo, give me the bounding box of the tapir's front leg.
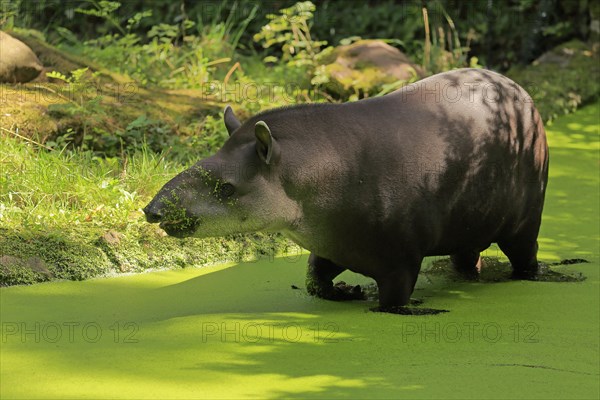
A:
[375,261,421,308]
[306,254,363,300]
[373,258,448,315]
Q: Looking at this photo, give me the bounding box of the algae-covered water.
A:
[1,103,598,399]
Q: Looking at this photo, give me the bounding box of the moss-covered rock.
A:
[318,39,424,97]
[0,255,51,285]
[0,229,112,285]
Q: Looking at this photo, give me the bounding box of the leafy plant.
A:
[507,40,600,123]
[43,67,107,147]
[420,2,481,74]
[75,1,126,34]
[70,1,257,89]
[253,1,328,72]
[0,0,20,29]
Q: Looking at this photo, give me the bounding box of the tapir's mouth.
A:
[159,219,198,238]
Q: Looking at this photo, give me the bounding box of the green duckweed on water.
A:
[0,103,598,399]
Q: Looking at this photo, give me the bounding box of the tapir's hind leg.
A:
[498,226,541,280]
[450,250,480,280]
[306,254,349,299]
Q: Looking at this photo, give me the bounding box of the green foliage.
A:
[312,0,423,52]
[89,111,229,164]
[63,1,257,89]
[7,0,596,72]
[252,1,339,102]
[45,67,102,111]
[507,40,600,123]
[40,61,231,160]
[43,67,108,145]
[75,1,125,34]
[0,230,112,284]
[196,114,230,155]
[0,0,20,29]
[194,1,259,58]
[250,1,478,99]
[465,0,592,69]
[254,1,327,69]
[1,137,149,230]
[0,260,43,286]
[88,115,164,156]
[419,2,482,74]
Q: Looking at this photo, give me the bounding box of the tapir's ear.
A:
[224,105,241,136]
[254,121,277,165]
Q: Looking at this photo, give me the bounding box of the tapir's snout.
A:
[143,196,199,238]
[143,202,163,223]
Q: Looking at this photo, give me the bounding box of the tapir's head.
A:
[143,106,298,238]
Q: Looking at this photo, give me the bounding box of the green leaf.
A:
[70,68,90,83]
[46,71,69,82]
[263,56,279,63]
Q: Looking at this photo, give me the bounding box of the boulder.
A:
[0,31,43,83]
[320,39,425,96]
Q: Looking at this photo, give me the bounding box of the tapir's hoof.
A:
[332,281,365,300]
[371,306,449,315]
[511,270,539,281]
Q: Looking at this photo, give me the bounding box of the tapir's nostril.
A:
[143,205,163,223]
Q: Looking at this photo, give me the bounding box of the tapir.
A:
[144,68,549,310]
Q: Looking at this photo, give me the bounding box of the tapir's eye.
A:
[219,183,235,198]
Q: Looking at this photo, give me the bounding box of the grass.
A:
[0,136,292,285]
[0,102,598,399]
[0,138,178,234]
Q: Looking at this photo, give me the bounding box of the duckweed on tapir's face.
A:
[143,158,296,239]
[145,163,244,238]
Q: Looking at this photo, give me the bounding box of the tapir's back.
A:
[250,69,547,180]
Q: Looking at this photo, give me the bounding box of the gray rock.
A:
[25,256,53,278]
[0,254,53,279]
[0,31,44,83]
